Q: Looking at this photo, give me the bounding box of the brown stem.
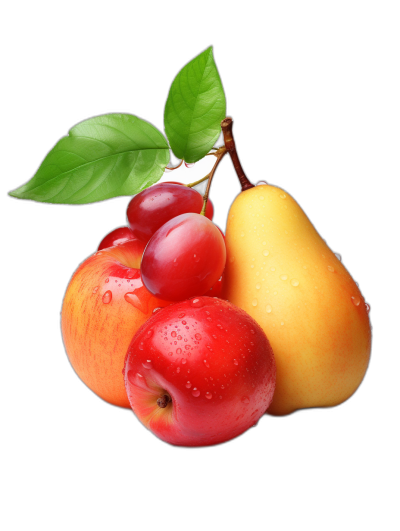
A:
[221,117,254,191]
[200,147,227,215]
[165,159,183,172]
[157,394,171,408]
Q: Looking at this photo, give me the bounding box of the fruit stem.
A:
[157,394,171,408]
[165,159,183,172]
[186,174,210,188]
[221,117,254,191]
[200,147,227,215]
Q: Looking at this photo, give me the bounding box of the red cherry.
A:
[127,183,213,244]
[141,213,226,301]
[98,227,136,251]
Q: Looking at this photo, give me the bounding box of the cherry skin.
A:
[161,181,214,220]
[123,296,276,447]
[98,226,136,251]
[141,213,226,301]
[127,183,213,244]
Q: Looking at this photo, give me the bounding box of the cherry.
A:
[98,226,136,250]
[127,183,213,244]
[164,181,215,221]
[141,213,226,301]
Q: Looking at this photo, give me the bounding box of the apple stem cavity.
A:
[221,117,254,192]
[157,394,171,408]
[200,146,227,215]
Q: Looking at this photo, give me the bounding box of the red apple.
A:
[98,226,136,250]
[124,297,276,446]
[61,239,170,407]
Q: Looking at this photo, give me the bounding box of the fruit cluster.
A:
[62,159,371,447]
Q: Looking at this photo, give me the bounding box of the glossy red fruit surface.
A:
[124,296,276,446]
[162,181,214,220]
[141,213,226,301]
[127,183,213,244]
[206,272,225,298]
[98,226,136,251]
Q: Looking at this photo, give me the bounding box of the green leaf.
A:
[9,114,170,204]
[164,46,226,163]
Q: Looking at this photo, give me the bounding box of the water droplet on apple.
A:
[256,180,267,186]
[191,298,204,308]
[252,298,258,307]
[126,268,139,279]
[262,250,269,257]
[205,392,212,399]
[105,278,109,283]
[142,360,152,369]
[241,396,250,405]
[256,283,261,289]
[327,265,335,273]
[124,292,149,313]
[102,290,112,304]
[193,254,200,262]
[290,279,299,287]
[171,331,177,338]
[186,381,192,389]
[176,367,181,373]
[92,286,99,294]
[233,359,238,366]
[365,302,371,313]
[280,274,288,281]
[195,333,202,340]
[127,370,134,385]
[204,360,210,368]
[351,296,361,307]
[279,193,286,199]
[266,304,272,313]
[176,348,182,354]
[192,388,200,397]
[153,307,162,314]
[181,358,187,364]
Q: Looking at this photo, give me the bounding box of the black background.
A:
[2,26,389,494]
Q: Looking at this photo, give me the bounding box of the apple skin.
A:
[61,240,170,407]
[124,297,276,446]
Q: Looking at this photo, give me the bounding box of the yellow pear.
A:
[223,184,371,415]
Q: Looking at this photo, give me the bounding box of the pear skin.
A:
[223,184,371,415]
